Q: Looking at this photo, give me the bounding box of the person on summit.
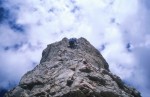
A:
[68,38,77,48]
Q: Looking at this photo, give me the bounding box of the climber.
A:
[68,38,77,48]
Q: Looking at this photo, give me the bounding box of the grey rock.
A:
[4,37,141,97]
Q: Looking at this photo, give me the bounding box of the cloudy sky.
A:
[0,0,150,96]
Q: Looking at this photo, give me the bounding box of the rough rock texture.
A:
[5,38,141,97]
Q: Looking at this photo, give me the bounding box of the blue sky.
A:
[0,0,150,96]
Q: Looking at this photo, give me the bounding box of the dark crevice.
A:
[20,82,43,91]
[100,91,120,97]
[87,75,106,85]
[67,80,73,87]
[34,91,46,97]
[79,67,92,73]
[50,91,56,96]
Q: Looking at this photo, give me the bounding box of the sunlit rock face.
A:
[4,38,141,97]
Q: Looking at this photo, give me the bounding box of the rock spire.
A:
[5,37,141,97]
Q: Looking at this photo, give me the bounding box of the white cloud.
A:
[0,25,26,47]
[0,0,149,96]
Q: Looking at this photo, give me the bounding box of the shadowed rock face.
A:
[4,37,141,97]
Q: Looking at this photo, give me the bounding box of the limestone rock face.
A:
[5,38,141,97]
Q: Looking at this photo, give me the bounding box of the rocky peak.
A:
[40,37,109,71]
[4,37,141,97]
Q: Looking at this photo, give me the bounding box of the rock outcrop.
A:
[4,37,141,97]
